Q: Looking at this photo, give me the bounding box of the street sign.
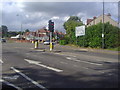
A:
[75,25,85,37]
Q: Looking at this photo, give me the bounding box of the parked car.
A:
[0,38,6,43]
[43,40,50,45]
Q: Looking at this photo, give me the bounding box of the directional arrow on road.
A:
[24,59,63,72]
[24,59,41,64]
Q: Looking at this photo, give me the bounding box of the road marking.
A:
[60,61,68,64]
[11,67,47,90]
[0,59,3,63]
[54,53,77,58]
[3,75,19,80]
[0,79,22,90]
[73,65,78,67]
[66,57,72,60]
[66,57,102,66]
[98,71,105,73]
[24,59,63,72]
[24,59,41,64]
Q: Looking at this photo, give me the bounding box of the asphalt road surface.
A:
[1,42,119,89]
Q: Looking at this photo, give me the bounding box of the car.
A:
[0,38,6,43]
[43,40,50,45]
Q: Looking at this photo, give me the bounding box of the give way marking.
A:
[0,79,22,90]
[11,67,47,90]
[24,59,63,72]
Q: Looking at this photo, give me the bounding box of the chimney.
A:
[93,16,96,19]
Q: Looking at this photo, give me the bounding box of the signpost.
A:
[75,25,85,46]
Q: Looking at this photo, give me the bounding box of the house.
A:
[36,28,49,41]
[23,32,36,40]
[23,28,65,42]
[87,13,119,27]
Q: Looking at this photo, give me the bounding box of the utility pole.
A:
[102,0,105,49]
[16,14,22,40]
[21,23,22,40]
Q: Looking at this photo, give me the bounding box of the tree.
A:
[1,25,8,37]
[25,29,30,32]
[63,16,83,44]
[77,22,120,49]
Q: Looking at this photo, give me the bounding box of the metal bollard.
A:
[32,40,34,43]
[34,41,38,49]
[50,42,54,51]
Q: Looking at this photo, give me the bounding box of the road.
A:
[1,42,119,89]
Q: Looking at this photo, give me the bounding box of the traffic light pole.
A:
[48,20,54,51]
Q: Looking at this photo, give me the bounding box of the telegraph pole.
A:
[102,0,105,49]
[21,23,22,40]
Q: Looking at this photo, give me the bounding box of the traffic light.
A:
[48,20,54,32]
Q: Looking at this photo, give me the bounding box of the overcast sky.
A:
[1,1,118,33]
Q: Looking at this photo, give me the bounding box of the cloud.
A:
[1,2,118,33]
[51,16,60,20]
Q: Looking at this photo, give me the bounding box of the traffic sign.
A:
[75,25,85,37]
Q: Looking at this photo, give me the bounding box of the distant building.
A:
[36,28,49,41]
[23,28,65,41]
[87,13,119,27]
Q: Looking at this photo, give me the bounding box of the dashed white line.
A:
[66,57,103,66]
[11,67,47,90]
[66,57,72,60]
[73,65,78,67]
[60,61,68,64]
[0,79,22,90]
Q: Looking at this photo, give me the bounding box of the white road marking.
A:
[73,65,78,67]
[24,59,63,72]
[82,67,89,69]
[98,71,105,73]
[11,67,47,90]
[0,79,22,90]
[60,62,68,64]
[24,59,41,64]
[3,75,19,80]
[66,57,72,60]
[66,57,103,66]
[54,53,77,58]
[0,59,3,63]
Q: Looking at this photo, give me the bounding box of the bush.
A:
[59,40,68,45]
[81,22,120,49]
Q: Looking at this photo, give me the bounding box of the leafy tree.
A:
[7,31,18,37]
[25,29,30,32]
[77,22,120,49]
[1,25,8,37]
[63,16,83,44]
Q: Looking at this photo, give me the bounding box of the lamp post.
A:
[16,14,22,40]
[102,0,105,49]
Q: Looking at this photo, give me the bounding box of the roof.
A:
[37,29,47,33]
[87,19,93,25]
